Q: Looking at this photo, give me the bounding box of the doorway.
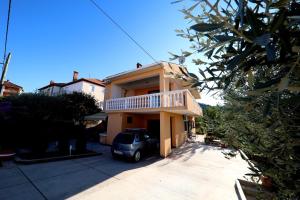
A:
[147,120,160,139]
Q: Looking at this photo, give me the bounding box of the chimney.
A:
[50,80,55,85]
[73,71,78,81]
[136,63,142,69]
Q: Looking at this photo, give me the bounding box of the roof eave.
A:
[104,61,165,82]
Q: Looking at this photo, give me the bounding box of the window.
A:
[135,134,140,142]
[127,116,133,124]
[91,85,95,92]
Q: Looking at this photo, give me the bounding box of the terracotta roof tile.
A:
[3,81,23,89]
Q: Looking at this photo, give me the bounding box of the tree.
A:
[172,0,300,198]
[195,106,223,136]
[0,93,100,153]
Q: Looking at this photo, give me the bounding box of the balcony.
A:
[105,89,202,116]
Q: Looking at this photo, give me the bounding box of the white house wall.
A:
[51,86,61,95]
[62,82,84,94]
[81,81,105,102]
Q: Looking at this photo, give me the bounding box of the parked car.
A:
[111,128,159,162]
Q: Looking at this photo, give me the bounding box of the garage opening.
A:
[147,120,160,139]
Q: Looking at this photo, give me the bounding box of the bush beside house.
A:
[0,93,100,155]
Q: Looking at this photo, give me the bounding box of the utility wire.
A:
[2,0,12,64]
[88,0,158,63]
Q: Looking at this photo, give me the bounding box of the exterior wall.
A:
[62,82,84,94]
[105,67,162,101]
[40,86,58,96]
[172,114,186,147]
[81,81,105,102]
[104,62,202,158]
[3,86,22,96]
[104,84,111,100]
[160,112,172,157]
[111,84,122,98]
[133,86,159,96]
[106,111,186,158]
[51,86,62,95]
[124,89,135,97]
[40,81,105,105]
[106,113,124,144]
[160,112,186,157]
[122,113,146,129]
[106,113,160,145]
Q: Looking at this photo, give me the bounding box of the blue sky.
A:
[0,0,222,105]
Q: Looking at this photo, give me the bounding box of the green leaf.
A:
[192,82,203,87]
[226,45,254,70]
[214,35,237,43]
[245,173,260,177]
[199,69,206,79]
[187,2,199,12]
[270,9,287,33]
[171,0,184,4]
[205,48,214,59]
[188,73,199,80]
[253,34,271,46]
[215,46,224,55]
[245,8,260,36]
[175,29,184,33]
[206,68,215,77]
[182,51,192,57]
[179,66,189,77]
[168,52,179,60]
[270,0,290,8]
[190,23,224,32]
[192,59,206,65]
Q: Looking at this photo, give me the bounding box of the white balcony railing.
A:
[105,89,201,115]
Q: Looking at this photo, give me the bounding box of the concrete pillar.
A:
[160,112,171,157]
[106,113,123,144]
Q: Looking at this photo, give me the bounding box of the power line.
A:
[3,0,12,64]
[88,0,158,63]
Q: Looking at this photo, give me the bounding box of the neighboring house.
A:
[38,71,105,108]
[1,80,23,96]
[104,62,203,157]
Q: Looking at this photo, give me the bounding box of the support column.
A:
[160,112,171,157]
[106,113,124,145]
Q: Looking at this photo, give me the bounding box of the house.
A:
[1,80,23,96]
[103,62,203,157]
[38,71,105,108]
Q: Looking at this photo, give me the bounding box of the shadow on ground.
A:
[0,143,161,200]
[169,141,222,162]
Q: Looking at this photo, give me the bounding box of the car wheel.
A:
[133,150,141,162]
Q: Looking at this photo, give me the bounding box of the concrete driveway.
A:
[0,141,249,200]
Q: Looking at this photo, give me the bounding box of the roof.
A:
[38,82,65,90]
[104,61,165,81]
[38,78,105,90]
[85,78,105,86]
[3,81,23,90]
[84,112,107,121]
[104,61,201,99]
[63,78,105,87]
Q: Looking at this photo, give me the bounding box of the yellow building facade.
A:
[104,62,202,157]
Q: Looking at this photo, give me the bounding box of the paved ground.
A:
[0,138,249,200]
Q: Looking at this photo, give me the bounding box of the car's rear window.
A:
[115,133,134,144]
